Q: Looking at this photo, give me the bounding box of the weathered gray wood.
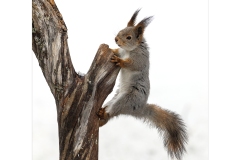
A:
[32,0,120,159]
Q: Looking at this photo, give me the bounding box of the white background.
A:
[0,0,240,160]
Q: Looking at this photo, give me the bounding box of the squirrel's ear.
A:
[135,16,154,39]
[135,25,143,39]
[127,9,141,27]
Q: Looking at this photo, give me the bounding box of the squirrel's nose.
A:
[115,37,118,43]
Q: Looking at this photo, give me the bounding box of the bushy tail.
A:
[142,104,188,160]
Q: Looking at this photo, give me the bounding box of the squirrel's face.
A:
[115,27,140,51]
[115,9,153,51]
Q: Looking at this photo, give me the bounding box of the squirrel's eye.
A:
[126,36,132,40]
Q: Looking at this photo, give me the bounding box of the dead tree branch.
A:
[32,0,120,159]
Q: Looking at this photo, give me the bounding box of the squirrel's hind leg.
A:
[97,89,120,126]
[97,92,127,126]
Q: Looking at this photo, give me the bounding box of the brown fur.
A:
[111,48,120,55]
[146,104,187,160]
[49,0,55,5]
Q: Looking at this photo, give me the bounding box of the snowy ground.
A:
[33,72,208,160]
[33,1,208,160]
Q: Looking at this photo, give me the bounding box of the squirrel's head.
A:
[115,9,153,51]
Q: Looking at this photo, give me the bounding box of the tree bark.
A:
[32,0,120,159]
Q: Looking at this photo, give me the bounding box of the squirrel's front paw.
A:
[111,55,132,68]
[111,55,122,66]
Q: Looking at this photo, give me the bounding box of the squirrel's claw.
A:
[97,108,110,127]
[97,108,105,119]
[111,55,120,63]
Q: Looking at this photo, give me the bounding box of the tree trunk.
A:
[32,0,120,159]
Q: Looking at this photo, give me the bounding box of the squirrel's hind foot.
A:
[97,108,110,127]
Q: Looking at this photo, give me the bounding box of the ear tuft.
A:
[127,9,141,27]
[138,16,154,28]
[135,16,154,39]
